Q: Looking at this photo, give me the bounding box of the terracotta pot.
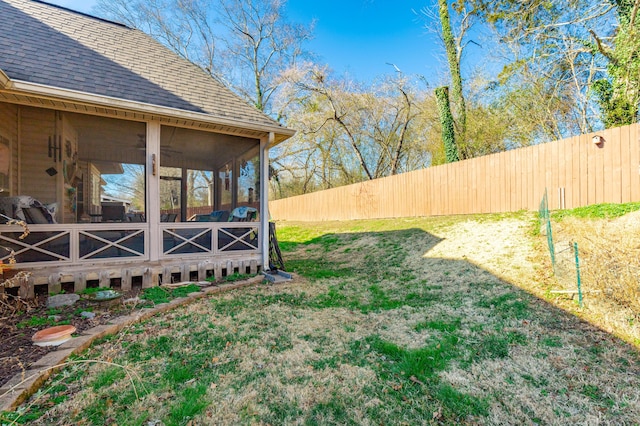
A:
[32,325,76,347]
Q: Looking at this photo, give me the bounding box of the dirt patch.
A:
[0,290,141,388]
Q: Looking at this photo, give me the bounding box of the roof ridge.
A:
[31,0,130,29]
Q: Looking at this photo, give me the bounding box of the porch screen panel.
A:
[70,112,147,223]
[79,229,145,259]
[217,226,259,252]
[163,227,212,255]
[0,231,70,263]
[238,152,260,210]
[159,125,260,222]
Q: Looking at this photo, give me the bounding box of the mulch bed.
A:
[0,292,140,389]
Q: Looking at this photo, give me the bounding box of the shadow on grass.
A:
[5,226,640,425]
[273,226,640,424]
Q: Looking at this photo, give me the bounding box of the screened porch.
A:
[0,103,266,289]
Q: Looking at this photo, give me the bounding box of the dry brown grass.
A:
[551,211,640,344]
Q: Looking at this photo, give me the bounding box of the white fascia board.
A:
[8,79,295,139]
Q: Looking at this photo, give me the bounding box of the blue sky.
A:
[45,0,464,84]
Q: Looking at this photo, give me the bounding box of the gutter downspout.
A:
[260,132,274,271]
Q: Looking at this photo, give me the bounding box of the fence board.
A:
[558,137,567,208]
[611,127,623,203]
[457,161,463,215]
[571,135,580,209]
[529,145,537,210]
[487,155,495,213]
[498,152,506,212]
[579,133,589,207]
[537,142,546,207]
[468,158,477,213]
[603,128,615,203]
[595,133,605,203]
[621,126,632,203]
[559,138,573,208]
[270,124,640,222]
[630,124,640,202]
[586,133,597,205]
[477,155,486,213]
[510,150,517,211]
[531,145,541,210]
[551,138,560,209]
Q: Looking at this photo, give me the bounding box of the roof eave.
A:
[7,79,295,142]
[0,68,12,89]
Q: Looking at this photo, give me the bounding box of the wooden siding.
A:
[269,124,640,221]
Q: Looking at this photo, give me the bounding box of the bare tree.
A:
[468,0,618,132]
[271,64,429,196]
[93,0,313,115]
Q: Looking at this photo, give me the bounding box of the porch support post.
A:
[260,132,274,271]
[181,167,188,221]
[147,121,161,261]
[232,157,239,208]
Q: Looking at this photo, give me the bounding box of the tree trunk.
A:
[435,86,459,163]
[437,0,467,156]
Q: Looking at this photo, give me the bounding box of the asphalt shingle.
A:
[0,0,283,129]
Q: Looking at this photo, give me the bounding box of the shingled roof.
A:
[0,0,290,135]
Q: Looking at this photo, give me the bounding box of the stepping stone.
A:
[46,294,80,308]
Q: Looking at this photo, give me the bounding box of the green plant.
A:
[10,215,640,425]
[141,286,171,304]
[171,284,201,298]
[91,367,126,391]
[17,316,70,329]
[223,272,253,282]
[551,202,640,220]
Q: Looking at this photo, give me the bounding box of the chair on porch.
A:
[209,210,230,222]
[161,213,177,222]
[100,205,126,222]
[126,212,145,222]
[0,196,57,224]
[192,210,230,222]
[229,206,257,222]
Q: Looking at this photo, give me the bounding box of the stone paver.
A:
[46,294,80,309]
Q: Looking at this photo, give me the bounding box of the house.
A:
[0,0,294,296]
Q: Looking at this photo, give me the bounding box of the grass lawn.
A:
[3,213,640,425]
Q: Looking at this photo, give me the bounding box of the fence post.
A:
[573,242,583,307]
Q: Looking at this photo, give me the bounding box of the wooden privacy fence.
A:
[269,124,640,221]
